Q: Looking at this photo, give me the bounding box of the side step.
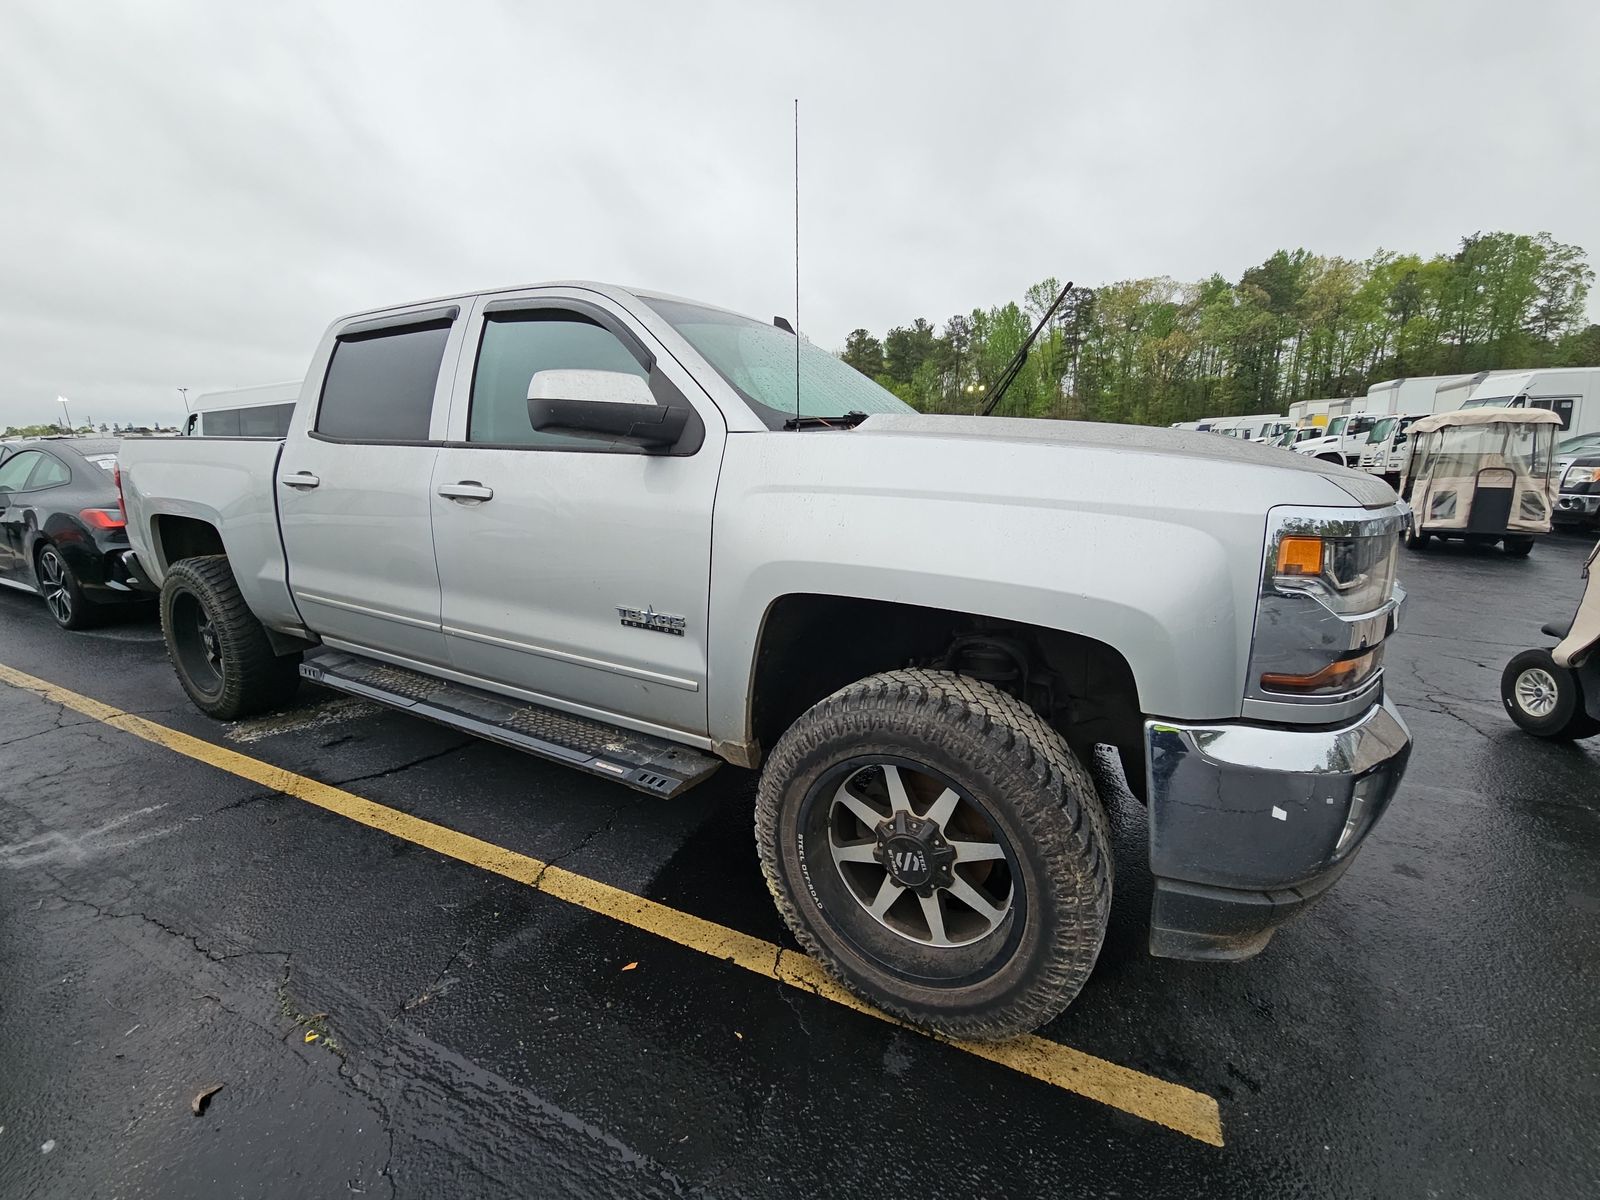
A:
[299,650,721,798]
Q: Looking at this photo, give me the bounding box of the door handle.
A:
[278,471,321,490]
[438,481,494,503]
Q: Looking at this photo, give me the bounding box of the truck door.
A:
[276,305,467,665]
[428,291,724,739]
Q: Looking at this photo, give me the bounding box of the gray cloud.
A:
[3,0,1596,427]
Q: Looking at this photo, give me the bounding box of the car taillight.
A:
[80,507,126,530]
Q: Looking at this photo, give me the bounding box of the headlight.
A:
[1272,530,1398,616]
[1248,505,1407,716]
[1565,466,1600,487]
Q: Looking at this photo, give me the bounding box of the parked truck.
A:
[118,282,1414,1039]
[1293,412,1383,468]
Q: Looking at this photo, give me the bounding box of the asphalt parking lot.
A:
[2,533,1598,1199]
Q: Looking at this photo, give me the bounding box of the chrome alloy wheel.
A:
[38,547,71,624]
[826,762,1015,948]
[1514,667,1560,718]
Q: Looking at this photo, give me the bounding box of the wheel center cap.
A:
[875,811,956,892]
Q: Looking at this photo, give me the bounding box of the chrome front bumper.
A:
[1142,696,1412,961]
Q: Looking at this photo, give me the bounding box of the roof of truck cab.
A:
[331,281,706,323]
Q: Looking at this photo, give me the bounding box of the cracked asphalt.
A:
[2,533,1598,1198]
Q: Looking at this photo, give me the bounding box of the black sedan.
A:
[0,438,153,629]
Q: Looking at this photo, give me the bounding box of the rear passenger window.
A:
[317,321,451,442]
[28,454,70,488]
[0,451,41,490]
[469,312,650,447]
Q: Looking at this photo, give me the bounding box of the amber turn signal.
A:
[1275,535,1323,577]
[1261,650,1376,694]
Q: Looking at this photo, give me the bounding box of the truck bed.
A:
[119,436,303,632]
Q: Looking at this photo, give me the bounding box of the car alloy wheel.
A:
[38,547,72,625]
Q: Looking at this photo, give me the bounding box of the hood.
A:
[855,413,1397,508]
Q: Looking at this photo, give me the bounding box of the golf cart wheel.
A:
[160,555,301,720]
[756,668,1112,1041]
[1500,649,1600,740]
[1403,524,1430,551]
[1503,536,1535,558]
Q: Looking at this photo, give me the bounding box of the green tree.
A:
[840,328,884,378]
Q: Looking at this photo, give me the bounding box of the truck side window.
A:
[239,403,295,437]
[468,312,650,447]
[317,321,452,442]
[202,409,241,436]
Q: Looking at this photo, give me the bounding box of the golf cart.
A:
[1397,408,1561,556]
[1501,540,1600,740]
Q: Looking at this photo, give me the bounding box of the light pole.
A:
[56,395,74,432]
[177,387,190,414]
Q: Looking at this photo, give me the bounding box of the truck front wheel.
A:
[160,555,301,720]
[756,668,1112,1040]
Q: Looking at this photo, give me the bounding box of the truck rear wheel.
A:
[756,668,1111,1040]
[160,555,301,720]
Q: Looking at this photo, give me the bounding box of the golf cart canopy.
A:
[1410,407,1563,434]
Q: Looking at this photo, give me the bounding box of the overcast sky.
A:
[2,0,1596,428]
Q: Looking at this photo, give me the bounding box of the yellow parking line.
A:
[0,661,1224,1146]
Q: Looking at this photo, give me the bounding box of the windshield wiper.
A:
[980,279,1073,417]
[783,410,870,430]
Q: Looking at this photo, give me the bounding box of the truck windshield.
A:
[643,298,914,429]
[1368,418,1397,443]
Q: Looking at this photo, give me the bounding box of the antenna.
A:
[793,98,800,430]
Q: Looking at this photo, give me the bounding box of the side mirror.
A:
[526,369,688,451]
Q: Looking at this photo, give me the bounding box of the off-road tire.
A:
[756,668,1112,1041]
[160,555,300,720]
[1500,649,1600,740]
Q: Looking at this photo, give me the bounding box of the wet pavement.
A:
[2,534,1597,1198]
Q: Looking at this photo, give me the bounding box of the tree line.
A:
[839,231,1599,425]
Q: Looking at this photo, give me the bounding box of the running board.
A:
[299,650,721,798]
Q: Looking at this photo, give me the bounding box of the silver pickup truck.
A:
[119,282,1412,1039]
